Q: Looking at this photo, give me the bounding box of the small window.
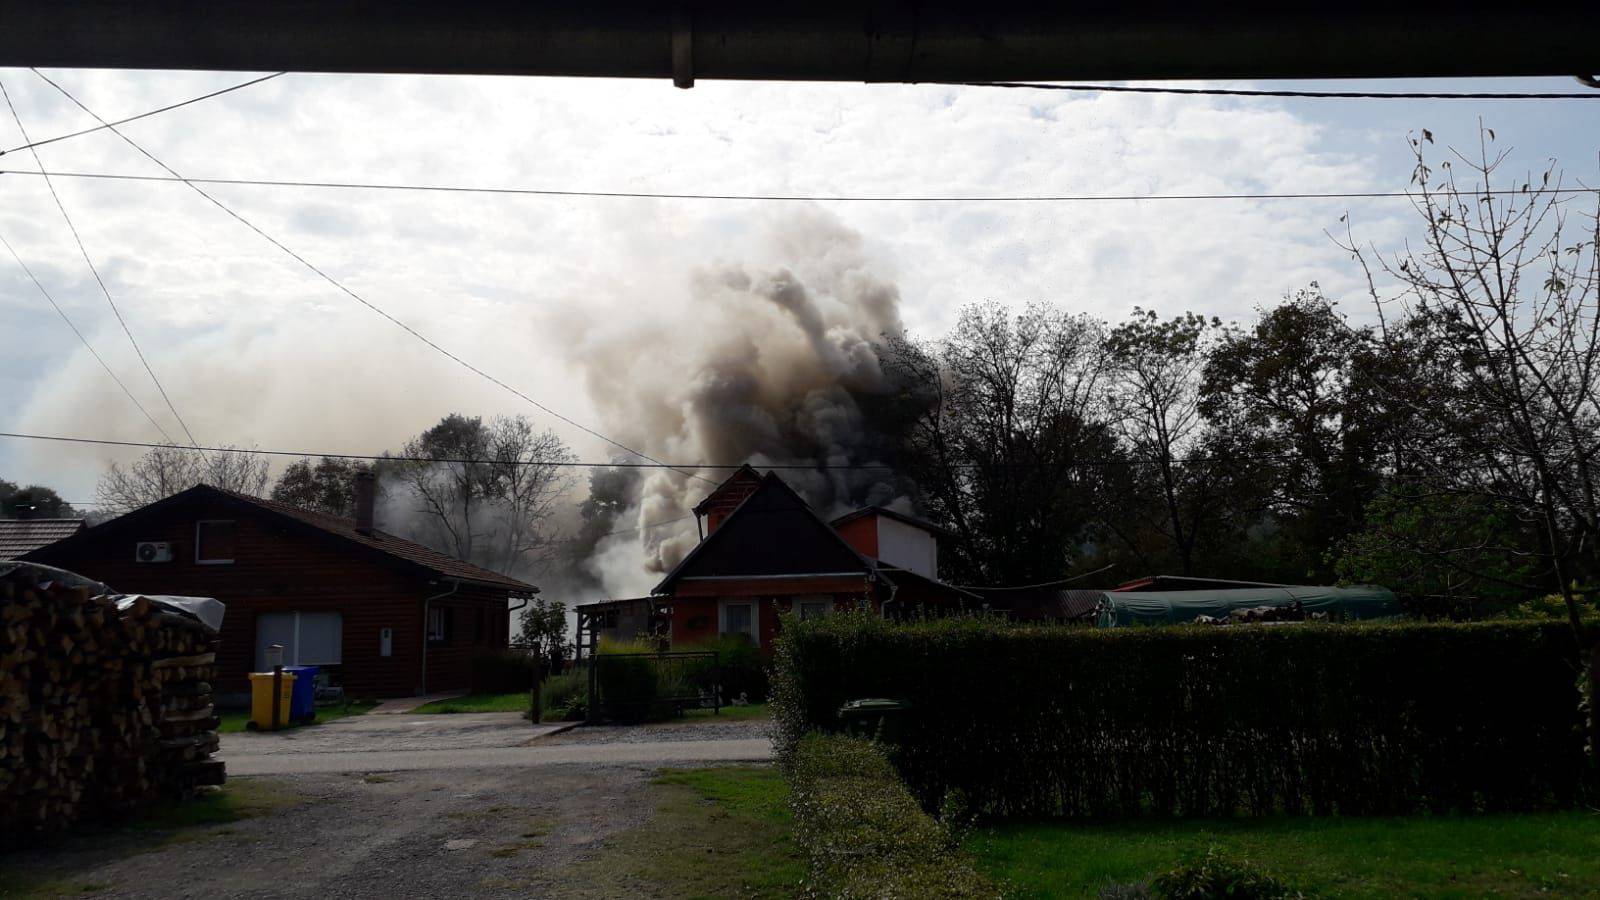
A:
[798,599,830,621]
[720,600,757,645]
[195,520,237,565]
[428,605,454,646]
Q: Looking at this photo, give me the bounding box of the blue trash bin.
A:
[283,666,319,722]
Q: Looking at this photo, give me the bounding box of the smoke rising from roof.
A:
[556,207,920,598]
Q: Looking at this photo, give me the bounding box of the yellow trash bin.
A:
[248,671,298,731]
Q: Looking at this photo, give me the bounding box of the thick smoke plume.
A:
[559,208,920,598]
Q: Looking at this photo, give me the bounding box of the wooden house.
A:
[24,475,536,700]
[653,467,977,651]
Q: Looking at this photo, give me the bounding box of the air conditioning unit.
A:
[135,541,173,563]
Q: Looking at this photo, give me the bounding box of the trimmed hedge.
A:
[772,614,1591,818]
[788,733,998,899]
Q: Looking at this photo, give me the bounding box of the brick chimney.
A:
[354,471,376,534]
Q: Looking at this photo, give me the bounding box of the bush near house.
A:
[540,671,588,721]
[468,648,541,694]
[772,614,1591,818]
[788,733,998,899]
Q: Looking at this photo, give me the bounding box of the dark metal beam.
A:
[1,3,1596,83]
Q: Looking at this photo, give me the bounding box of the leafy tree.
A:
[1103,309,1239,575]
[1199,287,1388,582]
[0,480,78,518]
[270,456,374,516]
[1335,487,1545,618]
[517,598,570,670]
[884,301,1117,584]
[94,446,270,514]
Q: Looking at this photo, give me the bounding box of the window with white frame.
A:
[427,605,453,645]
[719,599,757,645]
[796,595,831,621]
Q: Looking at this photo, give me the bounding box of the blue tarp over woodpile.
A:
[1095,584,1400,627]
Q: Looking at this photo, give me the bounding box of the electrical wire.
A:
[27,68,713,486]
[0,76,199,446]
[0,72,285,157]
[0,230,176,442]
[963,81,1600,100]
[3,167,1595,204]
[0,428,1303,470]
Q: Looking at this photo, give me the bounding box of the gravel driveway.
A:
[9,766,661,899]
[217,712,772,775]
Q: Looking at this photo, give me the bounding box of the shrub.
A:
[469,648,540,694]
[771,613,1590,818]
[685,634,769,704]
[540,671,588,721]
[788,733,999,899]
[596,638,659,723]
[1151,847,1302,899]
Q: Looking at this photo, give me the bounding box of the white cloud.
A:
[0,69,1587,587]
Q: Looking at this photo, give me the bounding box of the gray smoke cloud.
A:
[554,207,921,598]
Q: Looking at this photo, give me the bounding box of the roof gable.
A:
[691,464,763,516]
[26,485,535,592]
[655,473,872,593]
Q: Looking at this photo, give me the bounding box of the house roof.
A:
[574,596,660,613]
[829,505,955,538]
[0,518,86,561]
[25,485,537,592]
[691,464,763,516]
[967,585,1106,621]
[655,472,875,594]
[872,563,983,603]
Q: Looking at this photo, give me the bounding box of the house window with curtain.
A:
[796,594,831,621]
[719,599,757,645]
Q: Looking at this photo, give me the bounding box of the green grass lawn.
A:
[967,811,1600,898]
[216,699,378,733]
[561,765,803,898]
[413,692,534,715]
[681,701,770,721]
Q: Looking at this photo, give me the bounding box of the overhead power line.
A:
[964,81,1600,100]
[0,77,199,446]
[3,167,1595,205]
[27,68,713,486]
[0,72,285,157]
[0,230,176,442]
[0,429,1304,470]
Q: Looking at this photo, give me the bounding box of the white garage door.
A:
[255,611,343,670]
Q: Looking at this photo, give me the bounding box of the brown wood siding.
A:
[671,588,875,653]
[29,497,511,697]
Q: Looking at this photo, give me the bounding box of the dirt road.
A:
[216,711,773,775]
[4,715,778,899]
[9,766,661,898]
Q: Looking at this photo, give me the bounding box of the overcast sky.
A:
[1,69,1596,511]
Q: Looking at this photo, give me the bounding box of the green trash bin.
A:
[838,698,911,744]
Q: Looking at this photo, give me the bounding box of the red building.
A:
[25,477,536,700]
[655,466,977,650]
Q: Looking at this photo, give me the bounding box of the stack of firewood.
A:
[1,565,223,845]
